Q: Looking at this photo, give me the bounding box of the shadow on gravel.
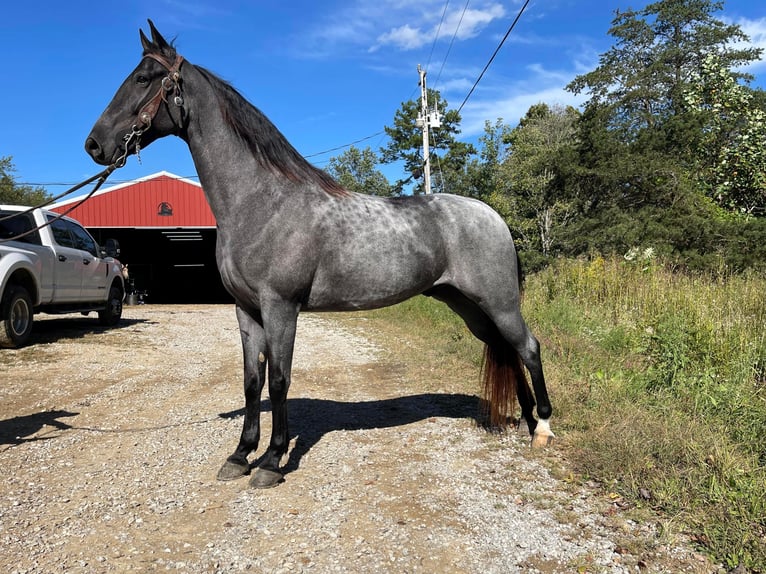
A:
[25,317,151,345]
[0,410,79,446]
[219,393,479,476]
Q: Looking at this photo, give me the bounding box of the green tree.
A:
[327,146,393,196]
[567,0,761,144]
[0,157,50,206]
[380,89,475,195]
[461,119,513,203]
[557,0,765,269]
[501,104,579,259]
[684,55,766,215]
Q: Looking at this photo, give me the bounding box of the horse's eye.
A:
[136,75,149,86]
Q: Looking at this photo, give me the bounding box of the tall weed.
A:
[357,259,765,569]
[525,258,766,570]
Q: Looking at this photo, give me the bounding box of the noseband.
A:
[3,55,186,242]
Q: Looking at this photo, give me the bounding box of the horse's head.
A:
[85,20,185,167]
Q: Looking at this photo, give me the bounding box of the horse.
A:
[85,20,554,488]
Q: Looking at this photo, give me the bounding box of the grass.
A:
[350,257,766,571]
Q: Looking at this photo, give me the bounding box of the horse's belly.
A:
[305,256,440,311]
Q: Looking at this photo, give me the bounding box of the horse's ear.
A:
[140,28,152,53]
[147,19,172,52]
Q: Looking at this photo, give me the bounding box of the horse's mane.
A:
[144,43,347,197]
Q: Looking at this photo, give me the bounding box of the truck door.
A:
[66,220,108,301]
[48,218,85,302]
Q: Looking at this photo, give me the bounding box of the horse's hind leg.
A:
[217,306,268,481]
[427,284,553,446]
[427,286,535,431]
[514,359,537,436]
[497,312,555,447]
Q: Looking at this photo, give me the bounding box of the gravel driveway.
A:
[0,305,715,573]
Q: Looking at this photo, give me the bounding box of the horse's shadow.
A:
[0,410,79,446]
[219,393,480,476]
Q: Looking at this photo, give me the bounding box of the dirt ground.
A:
[0,305,717,573]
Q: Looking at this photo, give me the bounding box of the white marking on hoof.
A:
[531,418,555,448]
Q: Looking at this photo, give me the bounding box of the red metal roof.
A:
[50,171,216,228]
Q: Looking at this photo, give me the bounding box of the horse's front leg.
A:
[249,300,299,489]
[217,306,267,481]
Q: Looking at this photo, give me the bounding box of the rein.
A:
[0,163,119,244]
[0,54,185,244]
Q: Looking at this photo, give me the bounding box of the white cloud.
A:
[453,58,590,137]
[370,2,506,52]
[734,16,766,72]
[459,86,586,137]
[445,4,506,41]
[374,24,426,51]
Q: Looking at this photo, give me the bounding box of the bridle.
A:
[122,53,185,167]
[0,53,186,243]
[136,54,185,133]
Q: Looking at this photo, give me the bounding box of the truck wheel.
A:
[0,285,34,348]
[98,284,124,326]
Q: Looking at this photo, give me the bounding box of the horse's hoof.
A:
[216,460,250,481]
[249,468,284,489]
[530,418,555,448]
[531,432,555,448]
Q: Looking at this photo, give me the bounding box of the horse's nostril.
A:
[85,136,102,158]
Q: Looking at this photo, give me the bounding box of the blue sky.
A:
[1,0,764,194]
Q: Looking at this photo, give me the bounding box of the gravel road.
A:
[0,305,716,573]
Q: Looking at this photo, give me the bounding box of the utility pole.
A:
[415,65,440,195]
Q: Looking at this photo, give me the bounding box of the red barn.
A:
[51,171,230,302]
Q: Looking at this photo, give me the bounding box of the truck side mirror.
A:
[103,238,120,258]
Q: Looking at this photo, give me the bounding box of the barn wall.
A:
[52,172,215,228]
[51,172,230,304]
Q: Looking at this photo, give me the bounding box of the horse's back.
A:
[305,194,515,310]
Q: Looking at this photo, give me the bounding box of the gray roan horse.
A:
[85,21,554,488]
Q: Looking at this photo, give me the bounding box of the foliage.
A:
[683,55,766,215]
[567,0,761,143]
[522,258,766,570]
[327,146,393,196]
[500,104,579,258]
[357,258,766,569]
[459,119,512,203]
[380,89,475,195]
[365,0,766,274]
[0,157,50,206]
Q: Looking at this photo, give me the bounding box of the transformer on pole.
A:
[416,65,441,195]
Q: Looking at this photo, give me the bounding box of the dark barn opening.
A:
[89,228,231,303]
[51,172,232,304]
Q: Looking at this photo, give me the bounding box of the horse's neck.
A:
[179,66,280,226]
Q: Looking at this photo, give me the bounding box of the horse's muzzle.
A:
[84,135,109,165]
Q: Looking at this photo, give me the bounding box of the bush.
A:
[523,258,766,569]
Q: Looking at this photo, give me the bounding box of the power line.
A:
[433,0,471,92]
[303,130,386,159]
[425,0,451,72]
[456,0,530,114]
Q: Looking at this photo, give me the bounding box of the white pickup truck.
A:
[0,205,125,348]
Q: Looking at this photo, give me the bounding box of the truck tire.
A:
[98,283,124,326]
[0,285,34,348]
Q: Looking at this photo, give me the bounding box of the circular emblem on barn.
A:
[157,202,173,216]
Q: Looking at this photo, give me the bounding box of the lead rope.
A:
[0,126,143,243]
[1,53,182,242]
